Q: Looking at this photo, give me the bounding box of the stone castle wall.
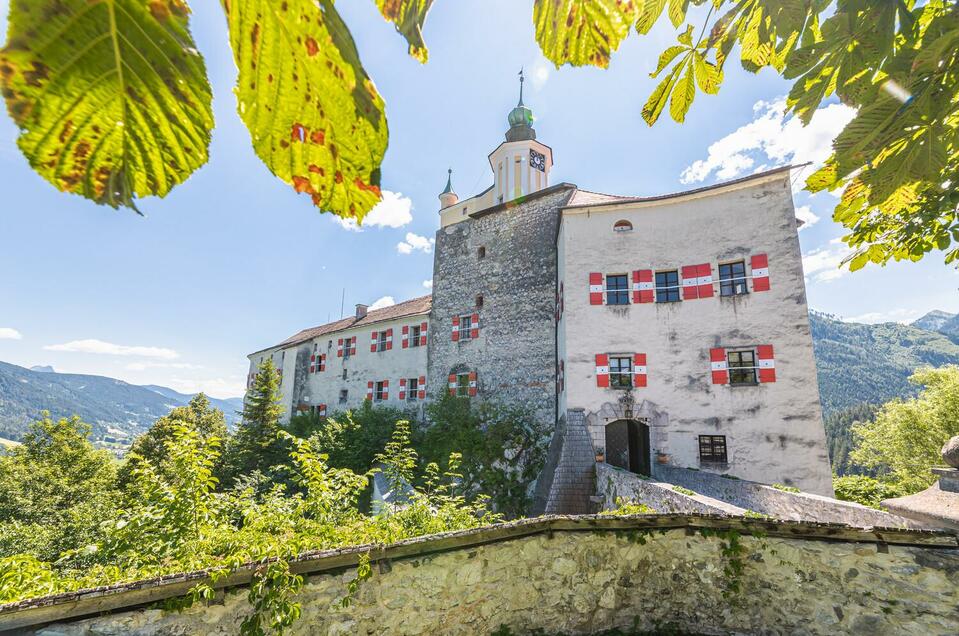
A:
[427,186,574,426]
[15,516,959,636]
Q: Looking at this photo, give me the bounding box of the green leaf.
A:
[677,24,694,46]
[669,60,696,123]
[642,57,684,125]
[636,0,668,35]
[692,53,722,94]
[224,0,388,221]
[0,0,213,210]
[533,0,640,69]
[652,45,686,76]
[667,0,689,28]
[374,0,435,63]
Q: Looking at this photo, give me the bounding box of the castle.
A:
[247,78,834,512]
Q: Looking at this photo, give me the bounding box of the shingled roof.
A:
[251,295,432,356]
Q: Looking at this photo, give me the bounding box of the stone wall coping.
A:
[2,514,956,632]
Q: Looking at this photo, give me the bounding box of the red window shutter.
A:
[402,325,409,349]
[366,381,374,401]
[319,354,326,372]
[633,353,647,388]
[337,338,344,358]
[371,331,378,353]
[751,254,770,292]
[420,321,428,346]
[310,365,315,374]
[350,337,357,356]
[399,378,407,401]
[470,313,480,339]
[448,373,457,396]
[595,354,610,388]
[468,371,478,397]
[310,354,316,362]
[681,265,700,300]
[697,263,714,298]
[589,272,604,305]
[382,379,389,400]
[452,316,460,342]
[757,344,776,383]
[418,375,427,400]
[633,270,654,303]
[710,348,729,385]
[386,328,393,350]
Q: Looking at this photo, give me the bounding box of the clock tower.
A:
[488,71,553,204]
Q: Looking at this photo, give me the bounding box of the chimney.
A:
[355,303,368,319]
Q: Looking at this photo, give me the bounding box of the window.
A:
[407,378,419,402]
[719,261,748,297]
[655,270,680,303]
[699,435,728,464]
[375,381,387,402]
[475,294,484,309]
[339,389,348,404]
[343,339,352,359]
[477,246,486,259]
[727,350,757,386]
[342,368,348,380]
[613,220,633,233]
[459,314,473,340]
[376,331,388,352]
[605,274,629,305]
[410,324,422,347]
[609,356,633,389]
[456,373,471,397]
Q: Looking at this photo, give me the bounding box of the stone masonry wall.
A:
[22,518,959,636]
[428,186,575,427]
[596,462,747,516]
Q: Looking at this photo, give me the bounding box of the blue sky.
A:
[1,1,956,397]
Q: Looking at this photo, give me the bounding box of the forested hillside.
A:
[809,311,959,416]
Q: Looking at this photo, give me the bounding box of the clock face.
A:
[530,149,546,172]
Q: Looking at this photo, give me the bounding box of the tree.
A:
[0,414,119,562]
[119,394,228,486]
[4,1,957,268]
[221,358,288,485]
[851,365,959,493]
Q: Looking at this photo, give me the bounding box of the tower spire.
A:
[441,168,454,194]
[438,167,458,210]
[518,68,525,106]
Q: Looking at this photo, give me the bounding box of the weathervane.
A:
[518,67,525,106]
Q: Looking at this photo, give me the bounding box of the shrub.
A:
[833,475,906,509]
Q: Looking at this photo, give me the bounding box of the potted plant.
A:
[595,447,605,463]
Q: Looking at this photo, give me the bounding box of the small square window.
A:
[655,271,681,303]
[477,246,486,259]
[456,373,471,398]
[339,389,348,404]
[605,275,629,305]
[728,350,757,386]
[458,315,473,340]
[699,435,728,464]
[375,381,387,402]
[476,294,484,309]
[719,261,749,297]
[407,378,419,402]
[410,325,422,347]
[609,356,633,389]
[342,368,348,380]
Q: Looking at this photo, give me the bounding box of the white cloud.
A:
[332,191,413,231]
[846,309,924,325]
[165,377,246,399]
[802,239,853,283]
[44,339,179,360]
[529,58,550,90]
[396,232,435,254]
[681,99,855,189]
[0,328,22,340]
[125,361,202,371]
[422,279,433,290]
[794,205,820,231]
[369,296,396,310]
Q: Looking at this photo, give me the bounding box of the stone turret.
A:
[438,168,458,210]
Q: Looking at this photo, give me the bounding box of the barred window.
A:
[374,381,387,402]
[606,274,629,305]
[456,373,471,397]
[719,261,748,297]
[609,356,633,388]
[655,270,680,303]
[458,315,473,340]
[699,435,728,464]
[376,331,388,352]
[410,325,422,347]
[728,350,757,386]
[407,378,419,401]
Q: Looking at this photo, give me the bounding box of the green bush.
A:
[833,475,906,509]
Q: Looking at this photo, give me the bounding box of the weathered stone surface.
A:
[942,436,959,469]
[26,525,959,636]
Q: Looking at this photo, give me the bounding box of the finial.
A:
[441,167,454,195]
[518,68,525,106]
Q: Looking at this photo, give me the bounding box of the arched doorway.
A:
[605,419,651,476]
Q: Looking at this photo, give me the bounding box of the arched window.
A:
[613,220,633,233]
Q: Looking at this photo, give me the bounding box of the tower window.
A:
[613,220,633,233]
[655,271,681,303]
[719,261,749,297]
[477,246,486,259]
[605,274,629,305]
[476,294,484,309]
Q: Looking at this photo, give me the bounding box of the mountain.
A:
[29,365,55,373]
[911,310,957,333]
[0,361,242,443]
[810,311,959,416]
[141,385,244,420]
